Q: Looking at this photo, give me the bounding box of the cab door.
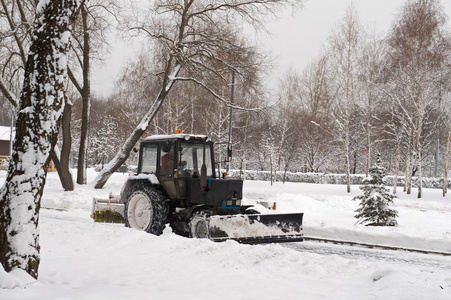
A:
[157,141,185,200]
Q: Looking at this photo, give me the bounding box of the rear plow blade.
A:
[208,213,304,244]
[91,197,125,223]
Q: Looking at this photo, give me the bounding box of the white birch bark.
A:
[443,131,451,197]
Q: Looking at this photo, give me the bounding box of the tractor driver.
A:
[161,147,187,174]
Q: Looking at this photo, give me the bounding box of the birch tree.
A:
[360,34,385,176]
[386,0,449,198]
[272,68,299,181]
[298,55,335,173]
[93,0,303,189]
[0,0,84,279]
[443,129,451,196]
[328,5,362,192]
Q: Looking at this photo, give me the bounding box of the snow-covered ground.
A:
[1,169,450,299]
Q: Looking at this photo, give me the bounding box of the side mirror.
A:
[133,147,138,153]
[227,146,232,162]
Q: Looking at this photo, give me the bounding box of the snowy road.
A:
[284,241,451,271]
[40,208,451,273]
[41,207,451,272]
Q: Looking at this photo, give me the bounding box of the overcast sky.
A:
[91,0,451,96]
[261,0,451,85]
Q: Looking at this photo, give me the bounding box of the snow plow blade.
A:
[208,213,304,244]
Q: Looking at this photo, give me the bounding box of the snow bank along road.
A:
[1,170,451,299]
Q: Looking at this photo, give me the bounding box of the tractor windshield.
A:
[178,141,213,177]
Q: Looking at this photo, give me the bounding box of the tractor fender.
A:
[120,174,161,203]
[175,204,208,223]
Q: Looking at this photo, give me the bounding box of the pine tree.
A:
[353,153,398,226]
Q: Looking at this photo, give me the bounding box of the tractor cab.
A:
[136,134,242,211]
[139,134,214,179]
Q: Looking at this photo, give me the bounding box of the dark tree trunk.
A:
[0,0,84,279]
[51,101,74,191]
[76,5,91,185]
[61,102,74,190]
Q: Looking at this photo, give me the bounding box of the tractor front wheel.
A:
[189,210,211,239]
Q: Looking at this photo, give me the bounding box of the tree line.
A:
[1,1,450,199]
[71,0,451,199]
[261,0,451,199]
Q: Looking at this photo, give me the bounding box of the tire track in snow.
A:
[284,241,451,270]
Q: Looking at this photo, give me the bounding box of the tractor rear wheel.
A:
[124,183,168,236]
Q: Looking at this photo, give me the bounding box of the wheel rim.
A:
[128,193,153,230]
[192,218,209,238]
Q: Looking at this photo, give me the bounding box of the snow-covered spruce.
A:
[353,153,398,226]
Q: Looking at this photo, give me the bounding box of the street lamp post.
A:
[226,69,235,173]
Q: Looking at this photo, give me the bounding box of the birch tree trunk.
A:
[275,122,288,184]
[392,129,402,194]
[443,131,451,197]
[393,114,406,195]
[345,116,351,193]
[415,124,424,199]
[0,0,84,279]
[329,5,361,193]
[270,151,274,186]
[406,133,413,194]
[365,114,371,177]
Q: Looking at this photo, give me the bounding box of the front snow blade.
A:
[208,213,303,244]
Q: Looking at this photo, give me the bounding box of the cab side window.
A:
[140,145,158,174]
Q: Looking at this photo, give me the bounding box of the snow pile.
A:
[0,266,25,289]
[1,169,450,299]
